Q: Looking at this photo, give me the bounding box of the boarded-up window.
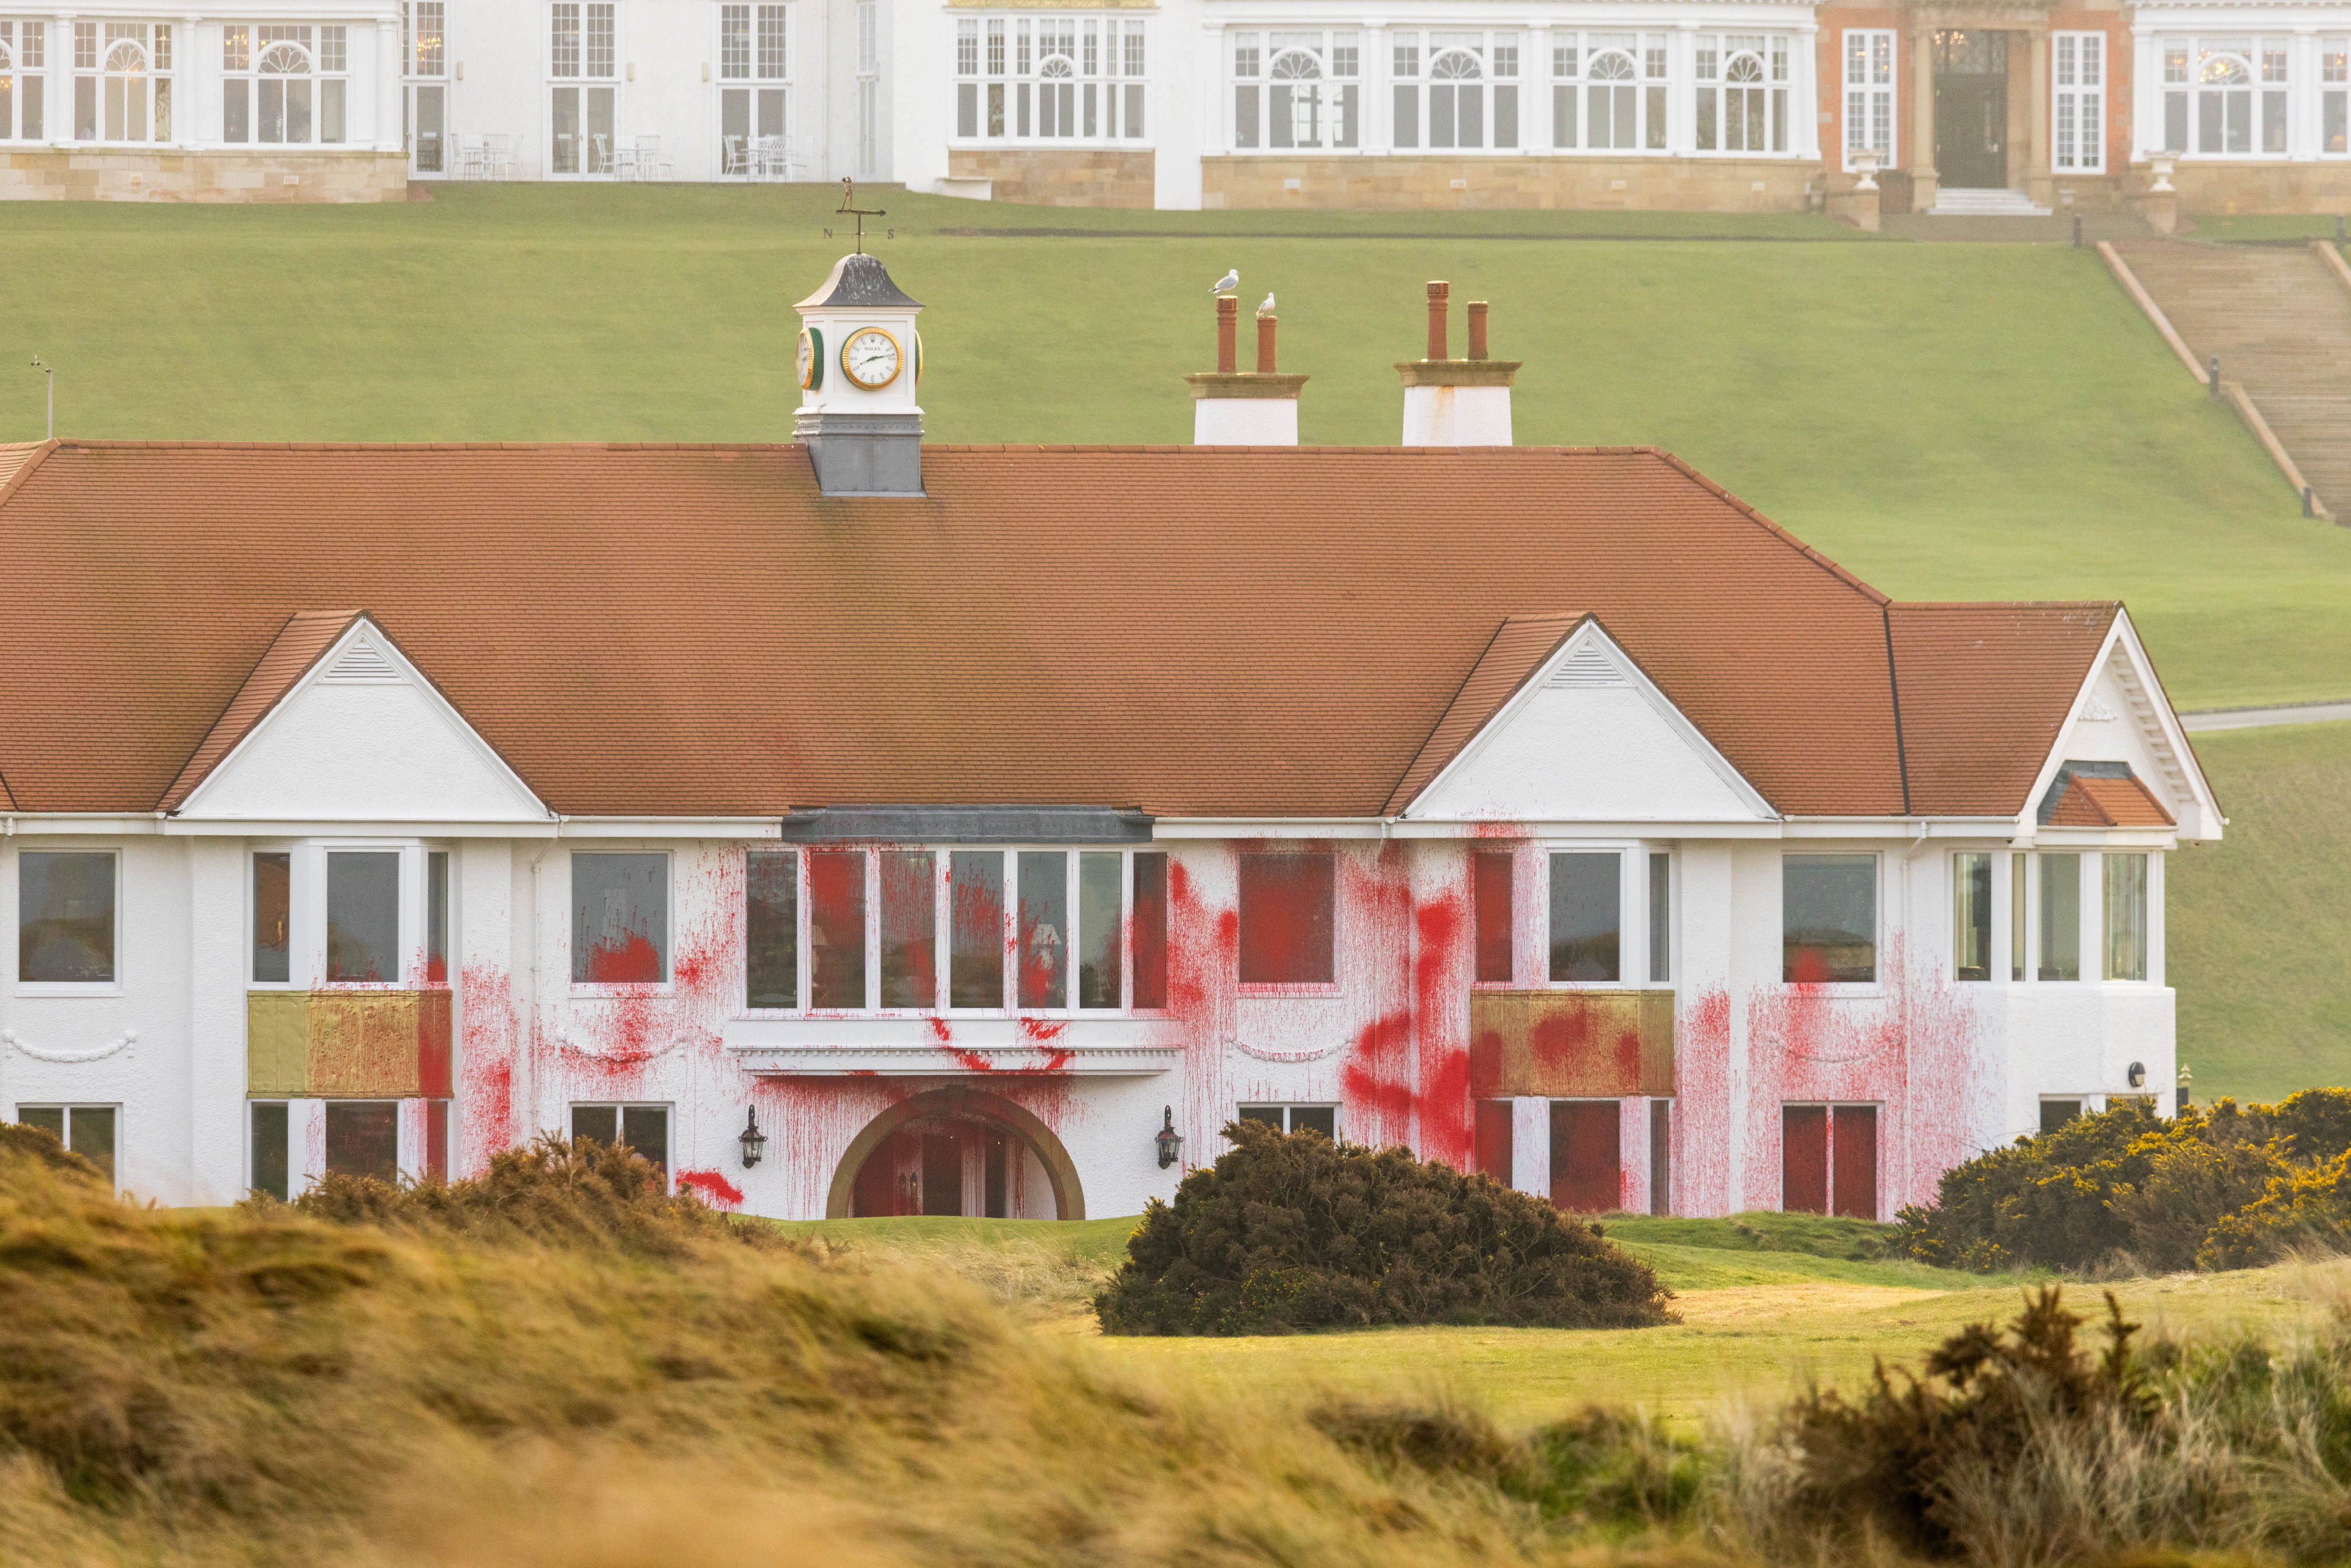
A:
[1018,851,1068,1008]
[949,851,1005,1007]
[1077,852,1122,1008]
[745,849,798,1008]
[1549,1099,1619,1212]
[879,851,937,1008]
[1475,1099,1514,1182]
[328,851,401,984]
[1547,852,1619,982]
[1473,852,1513,983]
[571,852,667,984]
[1131,852,1168,1008]
[1782,1104,1828,1213]
[1783,854,1875,984]
[1239,852,1335,984]
[808,851,866,1008]
[253,851,291,983]
[325,1101,397,1181]
[18,851,115,984]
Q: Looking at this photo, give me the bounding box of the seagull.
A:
[1211,268,1239,294]
[1257,292,1277,317]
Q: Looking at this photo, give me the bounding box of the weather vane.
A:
[837,177,886,254]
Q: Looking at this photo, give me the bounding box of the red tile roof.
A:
[1383,613,1582,816]
[2043,770,2176,828]
[157,610,363,812]
[0,441,2128,822]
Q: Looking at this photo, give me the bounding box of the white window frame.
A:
[568,847,672,995]
[1841,26,1894,172]
[13,846,123,996]
[2323,35,2349,156]
[717,0,790,177]
[1229,28,1362,153]
[548,0,620,176]
[1694,31,1791,156]
[1779,849,1883,994]
[222,24,349,148]
[2159,33,2291,158]
[0,20,48,142]
[1234,1103,1340,1139]
[1538,842,1642,989]
[402,0,448,175]
[15,1103,121,1189]
[2054,29,2104,173]
[1547,30,1667,155]
[1386,29,1523,153]
[73,20,173,146]
[955,10,1145,147]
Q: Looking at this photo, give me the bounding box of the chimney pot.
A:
[1467,302,1489,360]
[1255,313,1278,374]
[1425,281,1449,361]
[1216,296,1239,375]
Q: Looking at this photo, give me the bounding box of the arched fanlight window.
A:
[1037,51,1076,136]
[258,40,316,142]
[102,38,152,141]
[1427,48,1484,148]
[1722,52,1768,149]
[1270,48,1324,146]
[1586,49,1637,149]
[2198,51,2252,152]
[1695,35,1787,153]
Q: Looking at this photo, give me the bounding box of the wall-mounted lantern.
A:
[2127,1061,2147,1089]
[1155,1105,1184,1170]
[739,1106,767,1170]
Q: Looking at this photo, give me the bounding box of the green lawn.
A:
[3,184,2348,707]
[2172,720,2351,1104]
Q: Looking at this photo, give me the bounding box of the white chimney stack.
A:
[1185,293,1306,445]
[1398,281,1518,446]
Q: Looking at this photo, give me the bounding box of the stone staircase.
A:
[1929,187,2054,218]
[2113,240,2351,516]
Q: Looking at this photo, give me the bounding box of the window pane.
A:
[745,849,799,1008]
[1237,852,1336,985]
[69,1105,115,1186]
[1648,852,1671,984]
[425,850,448,984]
[1782,854,1875,984]
[571,1103,619,1148]
[1130,852,1167,1008]
[622,1104,670,1177]
[327,851,400,984]
[1290,1105,1336,1140]
[878,851,937,1007]
[19,851,115,983]
[1017,851,1068,1008]
[1473,851,1513,983]
[808,851,867,1009]
[324,1102,398,1182]
[1953,852,1991,982]
[2103,852,2148,981]
[1547,852,1620,983]
[1077,852,1121,1008]
[2012,853,2028,981]
[19,1106,64,1144]
[949,851,1004,1007]
[250,1101,289,1200]
[2040,1099,2081,1133]
[571,852,666,984]
[2038,852,2081,981]
[1236,1104,1283,1131]
[253,851,290,983]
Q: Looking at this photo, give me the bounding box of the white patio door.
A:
[409,82,444,172]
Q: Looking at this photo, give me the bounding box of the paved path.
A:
[2183,701,2351,732]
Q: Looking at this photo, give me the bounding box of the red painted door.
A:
[1782,1104,1829,1214]
[1550,1100,1620,1212]
[1832,1105,1879,1220]
[1475,1100,1514,1183]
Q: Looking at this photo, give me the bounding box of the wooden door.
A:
[1782,1104,1829,1213]
[1832,1105,1879,1220]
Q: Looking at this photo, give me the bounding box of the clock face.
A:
[841,327,902,391]
[796,328,820,391]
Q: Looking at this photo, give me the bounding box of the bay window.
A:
[550,0,616,174]
[75,21,170,143]
[720,2,787,168]
[2102,853,2148,981]
[1231,29,1357,150]
[0,21,45,141]
[959,11,1143,143]
[1391,30,1519,150]
[223,24,347,146]
[758,847,1167,1012]
[2162,36,2288,156]
[2038,852,2080,981]
[1695,33,1788,154]
[2053,30,2102,172]
[1842,28,1892,172]
[1953,852,1991,982]
[1783,853,1875,984]
[1550,32,1665,152]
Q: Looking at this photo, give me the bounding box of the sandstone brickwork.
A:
[1200,155,1817,212]
[0,148,408,203]
[947,148,1155,207]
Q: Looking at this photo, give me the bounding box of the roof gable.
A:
[1401,616,1776,824]
[170,614,549,825]
[2022,612,2221,839]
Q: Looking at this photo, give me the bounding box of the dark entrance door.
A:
[1933,30,2009,188]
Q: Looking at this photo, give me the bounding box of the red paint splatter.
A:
[928,1016,955,1045]
[457,959,516,1175]
[676,1168,746,1208]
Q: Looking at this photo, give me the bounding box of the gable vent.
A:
[320,639,401,685]
[1547,643,1628,690]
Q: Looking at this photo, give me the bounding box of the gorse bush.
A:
[1897,1089,2351,1273]
[1093,1119,1675,1334]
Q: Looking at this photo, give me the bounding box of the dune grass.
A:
[2,183,2347,708]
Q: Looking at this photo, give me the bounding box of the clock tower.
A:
[794,251,925,496]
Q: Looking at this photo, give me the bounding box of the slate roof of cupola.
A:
[795,252,923,311]
[0,440,2139,822]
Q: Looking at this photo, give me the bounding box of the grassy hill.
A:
[3,184,2348,709]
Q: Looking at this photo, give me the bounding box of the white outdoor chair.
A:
[754,135,791,180]
[723,134,748,177]
[590,133,613,176]
[457,137,489,180]
[630,134,668,181]
[483,133,516,180]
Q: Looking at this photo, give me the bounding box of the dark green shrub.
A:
[1093,1119,1674,1334]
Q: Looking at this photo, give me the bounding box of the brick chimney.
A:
[1184,292,1308,445]
[1396,281,1519,446]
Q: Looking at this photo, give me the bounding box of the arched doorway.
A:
[826,1088,1086,1221]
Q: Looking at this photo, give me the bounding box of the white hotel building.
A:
[8,0,2351,211]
